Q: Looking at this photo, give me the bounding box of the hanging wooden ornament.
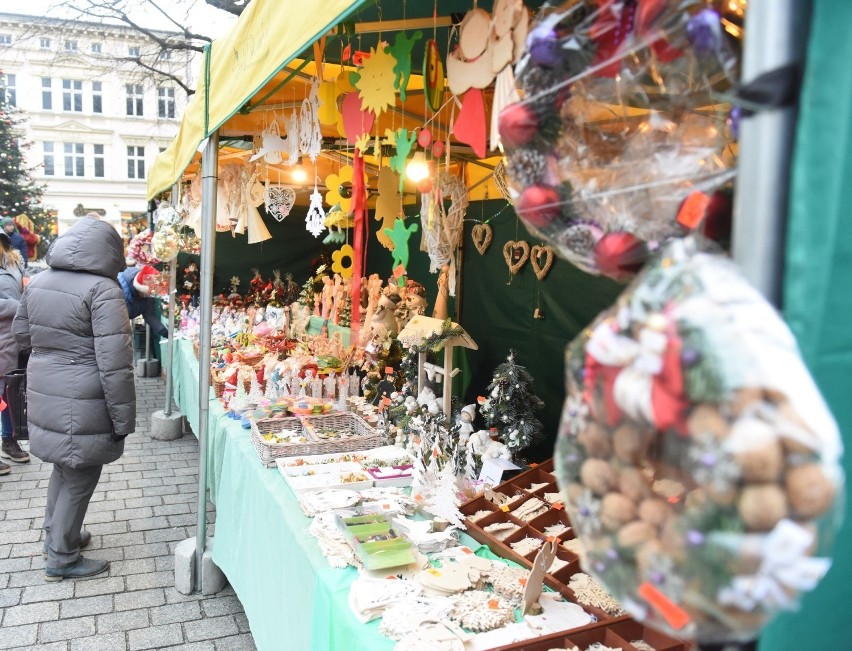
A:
[264,179,296,222]
[471,223,493,255]
[317,80,341,125]
[305,182,326,238]
[423,39,445,112]
[249,119,286,164]
[388,31,423,102]
[350,45,398,116]
[530,244,555,280]
[385,128,418,191]
[503,240,530,274]
[283,111,301,166]
[446,8,496,96]
[324,165,366,214]
[374,166,401,250]
[299,79,322,163]
[331,244,355,279]
[341,92,375,146]
[452,88,487,159]
[383,218,419,281]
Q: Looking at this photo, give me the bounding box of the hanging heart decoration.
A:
[531,244,555,280]
[471,223,493,255]
[265,182,296,222]
[503,240,529,274]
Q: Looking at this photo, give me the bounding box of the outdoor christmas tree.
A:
[480,350,545,453]
[0,71,55,258]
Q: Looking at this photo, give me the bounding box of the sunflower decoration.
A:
[331,244,355,279]
[350,46,398,116]
[324,165,367,214]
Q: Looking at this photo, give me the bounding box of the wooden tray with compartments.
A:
[461,459,692,651]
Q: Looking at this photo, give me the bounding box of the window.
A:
[0,35,11,45]
[64,143,84,177]
[125,84,143,116]
[40,37,51,49]
[91,42,102,54]
[128,46,140,57]
[127,146,145,179]
[161,51,171,61]
[43,143,55,176]
[92,81,102,114]
[93,144,104,178]
[41,77,52,110]
[65,40,77,51]
[157,87,175,119]
[62,79,82,112]
[2,73,16,107]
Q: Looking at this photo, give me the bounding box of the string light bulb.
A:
[291,168,307,184]
[405,151,430,183]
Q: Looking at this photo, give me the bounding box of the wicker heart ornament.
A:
[503,240,529,274]
[265,183,296,222]
[531,245,555,280]
[471,223,493,255]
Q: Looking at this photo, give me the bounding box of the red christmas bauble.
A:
[515,185,562,228]
[417,177,434,193]
[498,103,538,150]
[593,232,649,279]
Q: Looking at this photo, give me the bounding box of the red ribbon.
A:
[350,151,367,344]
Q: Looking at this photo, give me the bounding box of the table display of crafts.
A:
[555,237,843,646]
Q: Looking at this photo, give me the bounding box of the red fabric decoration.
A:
[452,88,487,158]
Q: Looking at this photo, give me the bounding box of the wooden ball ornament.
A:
[515,185,562,228]
[619,467,652,503]
[786,463,837,519]
[617,520,658,548]
[577,422,611,458]
[738,484,788,532]
[580,458,616,496]
[593,231,649,279]
[735,440,784,483]
[600,492,638,531]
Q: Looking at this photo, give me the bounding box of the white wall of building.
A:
[0,13,195,236]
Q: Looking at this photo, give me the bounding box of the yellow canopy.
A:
[147,0,366,199]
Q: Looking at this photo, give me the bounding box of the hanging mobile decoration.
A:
[299,78,323,163]
[305,179,326,238]
[383,218,419,285]
[264,179,296,222]
[530,244,554,280]
[331,243,355,279]
[317,79,342,125]
[502,240,529,275]
[249,118,287,164]
[471,223,493,255]
[341,92,375,146]
[452,88,487,159]
[374,166,401,250]
[282,111,301,166]
[423,39,445,112]
[324,164,363,214]
[388,31,423,102]
[350,45,398,116]
[385,128,417,191]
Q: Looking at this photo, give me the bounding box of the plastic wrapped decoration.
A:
[126,228,159,265]
[555,237,843,644]
[151,227,180,262]
[500,1,739,279]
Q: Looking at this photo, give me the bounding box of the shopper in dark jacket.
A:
[0,230,27,474]
[12,216,136,581]
[118,264,168,338]
[2,217,29,267]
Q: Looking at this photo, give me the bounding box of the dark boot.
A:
[0,438,30,463]
[0,459,9,475]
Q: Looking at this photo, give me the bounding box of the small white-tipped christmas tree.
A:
[247,371,264,404]
[424,462,466,530]
[480,350,545,453]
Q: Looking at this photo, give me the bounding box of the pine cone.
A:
[507,148,547,189]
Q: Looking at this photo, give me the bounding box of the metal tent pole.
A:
[732,0,811,306]
[164,183,180,417]
[195,131,219,592]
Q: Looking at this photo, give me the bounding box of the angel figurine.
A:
[324,371,337,400]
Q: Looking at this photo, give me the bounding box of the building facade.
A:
[0,13,194,236]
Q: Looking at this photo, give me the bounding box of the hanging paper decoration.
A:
[215,164,272,244]
[341,92,375,146]
[374,166,401,250]
[423,39,445,112]
[264,180,296,222]
[249,119,286,164]
[556,237,843,643]
[324,164,366,214]
[419,171,467,296]
[299,79,323,163]
[282,111,301,166]
[530,244,554,280]
[388,31,423,102]
[350,45,398,116]
[502,240,529,275]
[446,10,495,97]
[385,128,417,192]
[471,223,493,255]
[452,88,487,159]
[383,218,419,284]
[501,3,739,278]
[305,181,326,238]
[331,243,355,279]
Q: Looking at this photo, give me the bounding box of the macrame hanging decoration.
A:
[305,180,326,238]
[299,78,323,163]
[264,178,296,222]
[471,223,493,255]
[419,171,468,296]
[530,244,554,280]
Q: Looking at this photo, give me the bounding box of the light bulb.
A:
[292,168,307,184]
[405,152,430,183]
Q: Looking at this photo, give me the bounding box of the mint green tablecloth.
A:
[306,315,351,347]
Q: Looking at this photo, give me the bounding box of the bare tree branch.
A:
[204,0,247,16]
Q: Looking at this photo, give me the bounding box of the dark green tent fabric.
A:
[760,0,852,648]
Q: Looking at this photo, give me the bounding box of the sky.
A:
[0,0,239,40]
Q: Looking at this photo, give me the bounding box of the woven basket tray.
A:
[250,412,382,467]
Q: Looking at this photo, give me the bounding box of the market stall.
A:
[142,0,849,650]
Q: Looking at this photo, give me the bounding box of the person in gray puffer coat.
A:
[12,216,136,581]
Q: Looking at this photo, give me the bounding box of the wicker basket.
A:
[250,411,382,466]
[210,368,253,398]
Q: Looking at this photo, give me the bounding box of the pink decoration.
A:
[452,88,487,159]
[341,93,375,145]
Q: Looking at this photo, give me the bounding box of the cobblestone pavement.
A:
[0,375,258,651]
